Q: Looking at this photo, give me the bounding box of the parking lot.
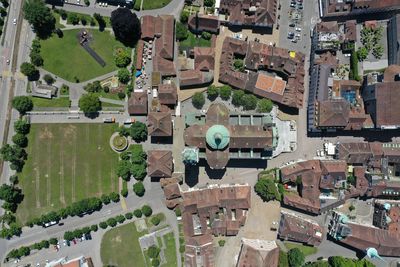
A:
[277,0,320,54]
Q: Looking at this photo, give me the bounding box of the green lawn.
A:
[162,232,177,267]
[52,12,65,29]
[141,0,172,10]
[40,29,129,82]
[17,124,119,224]
[284,242,318,256]
[30,96,71,108]
[180,31,211,49]
[101,222,147,267]
[94,91,122,101]
[101,101,124,108]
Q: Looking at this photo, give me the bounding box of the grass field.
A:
[284,242,318,256]
[180,31,211,49]
[40,29,129,82]
[162,232,177,267]
[30,96,71,108]
[17,124,119,224]
[101,222,147,267]
[134,0,172,10]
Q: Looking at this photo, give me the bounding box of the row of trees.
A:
[25,193,120,227]
[6,236,59,261]
[116,144,147,194]
[63,224,98,241]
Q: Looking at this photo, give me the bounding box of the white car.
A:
[295,27,301,32]
[13,18,16,25]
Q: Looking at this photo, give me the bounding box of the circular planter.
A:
[110,133,128,152]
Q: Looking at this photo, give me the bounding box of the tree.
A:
[192,92,205,109]
[117,68,131,84]
[101,194,111,205]
[106,217,117,227]
[373,44,384,59]
[0,184,23,204]
[14,119,30,135]
[78,93,101,114]
[84,81,102,93]
[115,49,131,67]
[130,122,148,142]
[80,16,87,26]
[133,182,145,197]
[131,163,147,181]
[180,11,189,23]
[232,90,245,107]
[142,205,152,217]
[43,74,54,85]
[110,8,141,46]
[49,238,58,245]
[20,62,39,81]
[207,85,219,100]
[9,175,19,186]
[241,94,257,110]
[30,51,43,67]
[151,215,161,225]
[93,13,106,30]
[12,96,33,115]
[257,98,273,113]
[349,204,355,212]
[121,188,128,197]
[219,85,232,100]
[176,22,188,41]
[116,160,131,181]
[287,248,305,267]
[356,47,368,61]
[152,259,160,267]
[23,0,55,38]
[109,192,120,202]
[132,209,142,218]
[347,175,356,186]
[218,239,225,247]
[67,13,79,25]
[147,246,160,258]
[254,178,280,202]
[201,31,212,40]
[131,144,147,163]
[90,224,98,232]
[204,0,214,7]
[118,92,125,100]
[115,214,125,224]
[64,231,75,241]
[12,133,28,147]
[233,59,244,72]
[99,221,108,229]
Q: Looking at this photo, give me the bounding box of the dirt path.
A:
[97,124,103,196]
[71,130,77,202]
[85,125,90,196]
[59,140,65,205]
[34,135,41,208]
[46,138,51,206]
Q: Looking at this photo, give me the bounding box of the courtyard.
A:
[40,29,130,82]
[17,123,120,224]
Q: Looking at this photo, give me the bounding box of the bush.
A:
[201,31,212,40]
[151,215,161,226]
[219,85,232,100]
[101,194,111,205]
[176,22,188,41]
[12,133,28,147]
[14,119,30,135]
[67,13,80,25]
[109,192,120,203]
[254,178,281,202]
[192,92,205,109]
[142,205,152,217]
[204,0,214,7]
[207,85,219,100]
[218,239,225,247]
[99,221,108,229]
[106,218,117,227]
[180,11,189,23]
[152,259,160,267]
[49,238,58,245]
[288,248,305,267]
[118,92,126,99]
[90,224,98,232]
[133,182,145,197]
[121,188,128,197]
[175,208,181,217]
[179,245,185,253]
[115,214,125,224]
[81,17,87,25]
[257,98,273,113]
[133,209,142,218]
[147,245,160,258]
[125,212,133,219]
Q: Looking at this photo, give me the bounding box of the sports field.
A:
[17,124,119,224]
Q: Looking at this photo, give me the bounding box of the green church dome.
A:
[206,125,230,150]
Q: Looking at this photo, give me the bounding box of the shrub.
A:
[99,221,108,229]
[43,74,55,85]
[219,85,232,100]
[192,92,205,109]
[49,238,58,245]
[133,209,142,218]
[133,182,145,197]
[14,119,30,135]
[175,208,181,217]
[151,216,161,226]
[109,192,120,202]
[118,92,126,99]
[152,259,160,267]
[176,22,188,41]
[257,98,273,113]
[115,214,125,224]
[147,245,160,258]
[288,248,305,267]
[218,239,225,247]
[179,245,185,253]
[207,85,219,100]
[101,194,111,205]
[141,205,152,217]
[201,31,212,40]
[125,212,133,220]
[90,224,98,232]
[106,218,117,227]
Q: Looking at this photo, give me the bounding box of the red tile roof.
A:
[148,150,173,178]
[148,112,172,136]
[128,91,148,115]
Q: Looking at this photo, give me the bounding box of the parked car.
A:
[295,27,301,32]
[289,23,295,27]
[103,117,115,123]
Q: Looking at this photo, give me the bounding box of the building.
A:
[128,91,148,115]
[236,238,279,267]
[320,0,400,20]
[179,69,214,88]
[194,47,215,71]
[141,15,176,76]
[329,211,400,257]
[278,211,323,246]
[181,183,251,267]
[32,82,58,99]
[45,256,94,267]
[158,83,177,106]
[280,160,348,215]
[184,103,277,169]
[147,150,173,178]
[219,0,277,29]
[148,112,172,137]
[136,40,144,70]
[363,65,400,129]
[188,14,220,34]
[219,37,305,109]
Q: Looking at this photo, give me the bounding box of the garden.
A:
[40,29,130,82]
[357,25,385,61]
